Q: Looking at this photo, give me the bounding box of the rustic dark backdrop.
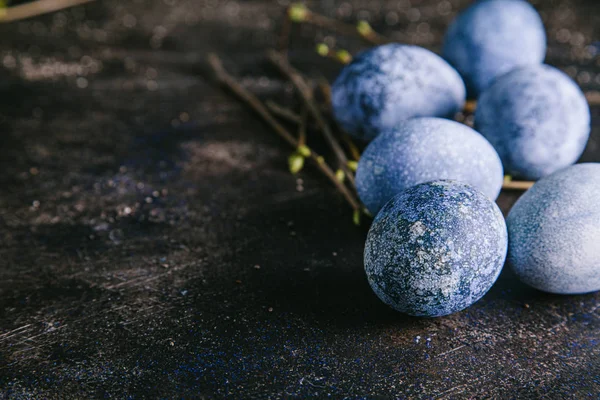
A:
[1,0,599,398]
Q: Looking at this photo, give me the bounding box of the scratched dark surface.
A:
[1,0,599,398]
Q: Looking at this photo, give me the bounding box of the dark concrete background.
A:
[0,0,599,398]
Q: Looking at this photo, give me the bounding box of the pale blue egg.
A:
[475,64,590,180]
[332,44,466,141]
[442,0,546,97]
[507,163,600,294]
[356,117,503,215]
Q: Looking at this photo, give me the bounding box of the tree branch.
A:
[207,53,361,212]
[502,180,534,191]
[0,0,94,23]
[267,50,356,187]
[287,3,389,46]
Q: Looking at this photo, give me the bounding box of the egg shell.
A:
[507,163,600,294]
[356,117,503,215]
[364,180,508,317]
[442,0,546,97]
[331,44,466,141]
[475,64,590,180]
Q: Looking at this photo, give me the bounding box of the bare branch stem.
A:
[267,50,355,187]
[463,100,477,114]
[266,100,303,125]
[298,108,307,146]
[316,43,353,64]
[341,133,361,161]
[585,91,600,106]
[0,0,94,23]
[290,4,389,46]
[207,53,361,211]
[278,6,293,52]
[502,180,535,191]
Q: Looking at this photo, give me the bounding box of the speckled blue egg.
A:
[442,0,546,97]
[331,44,466,141]
[475,64,590,180]
[364,181,508,317]
[507,163,600,294]
[356,117,503,215]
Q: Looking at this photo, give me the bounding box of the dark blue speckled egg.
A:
[356,118,503,215]
[507,163,600,294]
[331,44,466,141]
[475,64,590,180]
[364,181,508,317]
[442,0,546,97]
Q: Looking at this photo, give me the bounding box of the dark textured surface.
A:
[0,0,599,398]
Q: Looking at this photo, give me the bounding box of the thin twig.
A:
[316,80,361,162]
[298,108,307,146]
[318,80,332,108]
[208,54,296,147]
[0,0,94,22]
[288,3,389,46]
[267,50,355,187]
[341,133,361,161]
[586,91,600,106]
[207,53,361,211]
[265,101,325,132]
[502,180,535,191]
[463,100,477,114]
[462,92,599,114]
[278,5,293,52]
[266,100,303,125]
[316,43,352,64]
[266,100,360,161]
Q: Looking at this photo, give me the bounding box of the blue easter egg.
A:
[442,0,546,97]
[475,64,590,180]
[331,44,466,141]
[356,117,503,215]
[507,163,600,294]
[364,181,508,317]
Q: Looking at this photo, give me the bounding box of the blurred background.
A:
[0,0,599,398]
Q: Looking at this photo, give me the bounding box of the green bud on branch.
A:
[353,209,361,226]
[288,3,308,22]
[357,20,374,37]
[316,43,329,57]
[289,152,305,174]
[336,49,352,64]
[297,144,311,157]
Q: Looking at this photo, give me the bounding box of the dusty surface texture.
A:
[0,0,599,398]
